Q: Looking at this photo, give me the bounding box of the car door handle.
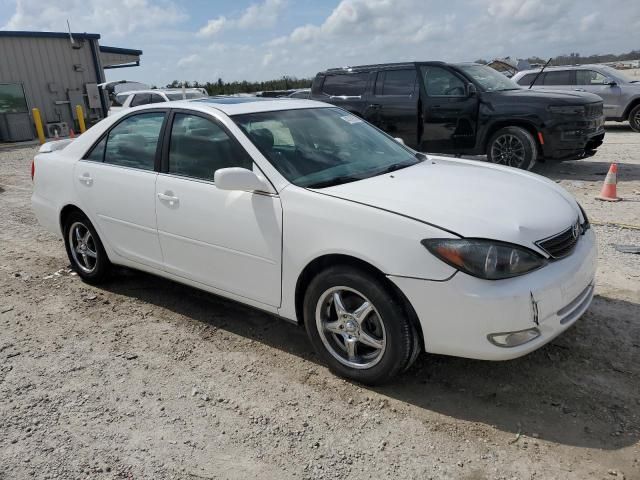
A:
[78,174,93,186]
[574,88,586,92]
[368,103,381,109]
[157,192,179,206]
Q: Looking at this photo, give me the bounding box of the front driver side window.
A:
[422,66,465,97]
[168,113,253,181]
[103,112,165,170]
[576,70,608,85]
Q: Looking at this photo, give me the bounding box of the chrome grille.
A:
[536,221,581,259]
[585,102,603,119]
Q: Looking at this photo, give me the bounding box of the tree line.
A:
[475,49,640,66]
[165,76,312,96]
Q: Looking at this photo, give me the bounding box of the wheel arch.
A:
[483,120,542,152]
[294,253,424,347]
[622,97,640,120]
[59,204,86,233]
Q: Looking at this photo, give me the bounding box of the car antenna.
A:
[529,58,553,89]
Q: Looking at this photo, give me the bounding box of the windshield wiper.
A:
[305,175,363,189]
[376,161,418,175]
[529,58,552,89]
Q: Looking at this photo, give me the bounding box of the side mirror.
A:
[214,167,269,192]
[394,137,405,145]
[467,83,478,97]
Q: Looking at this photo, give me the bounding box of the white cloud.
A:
[198,16,227,37]
[177,53,199,67]
[3,0,187,37]
[198,0,285,37]
[237,0,284,29]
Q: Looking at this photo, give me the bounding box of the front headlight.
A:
[422,239,547,280]
[548,105,585,116]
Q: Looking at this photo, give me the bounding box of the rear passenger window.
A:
[168,114,252,181]
[381,69,416,96]
[322,73,369,96]
[130,93,151,107]
[150,93,166,104]
[543,71,573,86]
[103,112,165,171]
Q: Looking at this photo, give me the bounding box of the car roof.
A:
[515,64,607,75]
[118,88,204,96]
[129,97,332,116]
[319,61,449,74]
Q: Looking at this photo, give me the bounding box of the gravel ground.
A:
[0,124,639,480]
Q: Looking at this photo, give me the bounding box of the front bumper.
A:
[389,229,597,360]
[540,118,605,160]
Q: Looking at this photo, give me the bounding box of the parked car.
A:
[311,62,606,170]
[287,88,311,99]
[31,98,596,384]
[99,81,150,116]
[109,88,208,115]
[512,65,640,132]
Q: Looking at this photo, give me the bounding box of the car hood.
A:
[316,157,580,253]
[492,88,603,104]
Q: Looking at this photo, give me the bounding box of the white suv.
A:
[109,89,208,115]
[513,65,640,132]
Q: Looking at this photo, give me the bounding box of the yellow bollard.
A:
[32,108,46,145]
[75,105,86,133]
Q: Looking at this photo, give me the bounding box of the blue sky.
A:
[1,0,639,86]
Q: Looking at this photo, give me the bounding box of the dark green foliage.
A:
[165,76,312,96]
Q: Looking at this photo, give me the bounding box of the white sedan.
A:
[31,98,596,384]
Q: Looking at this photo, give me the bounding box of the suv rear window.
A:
[543,71,573,86]
[378,69,416,96]
[322,73,369,96]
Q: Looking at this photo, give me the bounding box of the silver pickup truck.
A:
[513,65,640,132]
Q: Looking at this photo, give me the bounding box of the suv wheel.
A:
[63,211,111,284]
[629,104,640,133]
[303,266,419,385]
[486,126,537,170]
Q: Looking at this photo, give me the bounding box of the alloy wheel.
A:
[491,134,527,168]
[68,221,98,274]
[315,286,386,369]
[633,109,640,130]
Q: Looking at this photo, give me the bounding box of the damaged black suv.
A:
[311,62,605,170]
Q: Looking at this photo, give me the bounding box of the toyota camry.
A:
[31,98,596,384]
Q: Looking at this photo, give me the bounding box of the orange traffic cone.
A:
[596,163,621,202]
[69,129,75,138]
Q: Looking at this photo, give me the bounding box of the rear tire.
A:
[486,126,537,170]
[63,211,111,284]
[303,266,418,385]
[628,104,640,133]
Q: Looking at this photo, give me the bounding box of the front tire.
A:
[628,104,640,133]
[303,266,418,385]
[63,211,111,284]
[486,126,537,170]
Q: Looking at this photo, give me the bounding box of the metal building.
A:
[0,30,142,142]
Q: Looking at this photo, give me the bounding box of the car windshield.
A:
[599,65,639,83]
[166,91,207,100]
[457,64,521,92]
[233,107,421,188]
